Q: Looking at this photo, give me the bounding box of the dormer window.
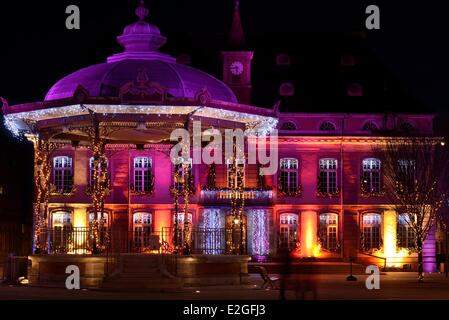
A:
[281,122,297,131]
[340,54,355,66]
[279,83,295,97]
[320,122,336,131]
[276,53,291,66]
[363,121,378,131]
[347,83,363,96]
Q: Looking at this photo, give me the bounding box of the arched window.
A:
[133,157,152,193]
[279,83,295,97]
[363,121,378,131]
[318,158,338,194]
[53,156,73,193]
[52,211,72,228]
[276,53,291,66]
[174,157,193,192]
[133,212,153,249]
[362,213,381,251]
[280,122,297,131]
[279,213,298,250]
[89,157,108,188]
[362,158,381,193]
[279,158,299,194]
[399,122,414,133]
[398,213,416,250]
[320,122,336,131]
[50,211,72,253]
[88,212,109,227]
[227,158,245,188]
[174,212,193,231]
[319,213,338,250]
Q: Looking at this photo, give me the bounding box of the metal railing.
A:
[34,227,239,256]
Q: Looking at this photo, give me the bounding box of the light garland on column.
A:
[32,136,55,253]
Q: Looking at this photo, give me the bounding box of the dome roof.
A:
[45,1,237,103]
[45,59,237,102]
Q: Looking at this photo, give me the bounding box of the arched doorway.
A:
[225,214,247,254]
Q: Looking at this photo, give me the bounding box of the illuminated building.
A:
[1,1,438,272]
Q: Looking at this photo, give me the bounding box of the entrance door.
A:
[225,214,247,254]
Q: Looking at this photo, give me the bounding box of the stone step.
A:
[249,262,367,275]
[101,277,182,291]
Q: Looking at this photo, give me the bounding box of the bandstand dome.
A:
[45,1,237,104]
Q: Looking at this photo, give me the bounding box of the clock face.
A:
[230,61,244,75]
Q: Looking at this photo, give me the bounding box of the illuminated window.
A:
[398,214,416,250]
[133,157,152,193]
[363,121,378,131]
[89,157,108,187]
[280,122,297,131]
[174,157,193,192]
[362,213,381,250]
[174,212,193,231]
[227,158,245,188]
[279,158,298,194]
[52,211,72,228]
[133,212,152,248]
[319,213,338,250]
[279,213,298,250]
[88,212,109,227]
[318,158,338,194]
[53,156,73,193]
[320,122,336,131]
[362,158,381,193]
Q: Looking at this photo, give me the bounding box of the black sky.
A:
[0,0,448,116]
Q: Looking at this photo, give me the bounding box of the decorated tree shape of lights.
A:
[173,163,181,252]
[31,135,58,254]
[85,111,110,254]
[182,159,192,254]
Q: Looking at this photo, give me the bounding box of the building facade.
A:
[1,2,438,271]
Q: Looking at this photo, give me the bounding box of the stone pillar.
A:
[423,224,437,272]
[301,210,317,257]
[383,210,397,259]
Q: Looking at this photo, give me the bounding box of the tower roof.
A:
[229,0,247,49]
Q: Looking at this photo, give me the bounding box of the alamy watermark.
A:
[169,121,279,175]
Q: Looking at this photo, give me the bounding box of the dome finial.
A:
[135,0,149,21]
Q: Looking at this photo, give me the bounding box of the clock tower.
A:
[222,0,254,105]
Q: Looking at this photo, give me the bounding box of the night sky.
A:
[0,0,448,116]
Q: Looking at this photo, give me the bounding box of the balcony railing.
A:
[200,187,273,204]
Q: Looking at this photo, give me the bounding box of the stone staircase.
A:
[101,254,182,292]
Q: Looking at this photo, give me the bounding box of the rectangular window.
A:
[53,156,73,193]
[175,158,193,192]
[134,157,152,193]
[279,158,298,194]
[319,159,338,194]
[362,158,381,193]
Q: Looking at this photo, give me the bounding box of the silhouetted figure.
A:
[278,243,292,300]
